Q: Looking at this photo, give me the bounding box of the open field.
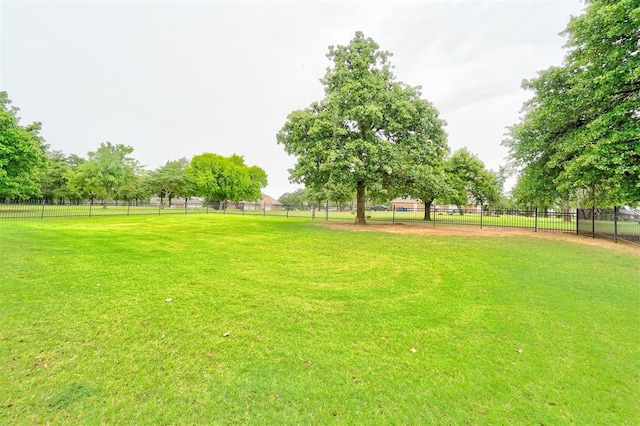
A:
[1,215,638,424]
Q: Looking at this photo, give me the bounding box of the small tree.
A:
[278,188,309,210]
[445,148,500,213]
[399,165,450,221]
[148,158,189,207]
[75,142,140,206]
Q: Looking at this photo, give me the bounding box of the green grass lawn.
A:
[1,215,638,424]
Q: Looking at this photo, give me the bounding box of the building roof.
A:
[262,193,283,206]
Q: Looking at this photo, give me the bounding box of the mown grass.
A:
[1,215,638,424]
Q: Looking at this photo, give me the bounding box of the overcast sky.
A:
[1,0,585,198]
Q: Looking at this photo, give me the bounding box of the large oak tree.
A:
[277,32,448,224]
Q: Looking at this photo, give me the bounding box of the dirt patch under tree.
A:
[317,222,639,256]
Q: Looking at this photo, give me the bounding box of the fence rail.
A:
[1,200,638,246]
[577,207,640,245]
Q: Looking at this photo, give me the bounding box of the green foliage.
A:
[278,187,309,208]
[325,181,355,207]
[505,0,640,206]
[147,158,190,206]
[66,142,140,203]
[40,150,73,202]
[186,153,267,203]
[65,159,102,200]
[278,32,447,224]
[399,165,449,220]
[0,92,47,199]
[446,148,501,209]
[245,164,269,202]
[118,172,152,204]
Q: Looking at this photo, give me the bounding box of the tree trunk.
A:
[423,200,433,221]
[355,180,367,225]
[103,188,111,208]
[563,200,572,222]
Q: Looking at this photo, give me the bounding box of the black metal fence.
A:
[1,200,638,246]
[577,207,640,245]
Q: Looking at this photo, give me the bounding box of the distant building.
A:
[237,193,284,211]
[390,197,422,211]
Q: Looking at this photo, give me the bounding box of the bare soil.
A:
[317,222,640,256]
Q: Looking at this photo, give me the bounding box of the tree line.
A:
[0,98,267,207]
[1,83,500,213]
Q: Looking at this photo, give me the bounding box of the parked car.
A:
[370,205,390,211]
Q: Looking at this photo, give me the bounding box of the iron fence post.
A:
[592,207,595,238]
[41,199,45,219]
[480,206,483,229]
[614,206,618,243]
[576,208,579,235]
[535,208,538,232]
[392,205,395,225]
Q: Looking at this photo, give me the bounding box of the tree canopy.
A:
[446,148,501,211]
[504,0,640,207]
[0,92,47,200]
[277,32,448,224]
[1,92,275,206]
[185,153,267,205]
[278,188,309,209]
[147,158,190,207]
[40,150,73,203]
[67,142,140,204]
